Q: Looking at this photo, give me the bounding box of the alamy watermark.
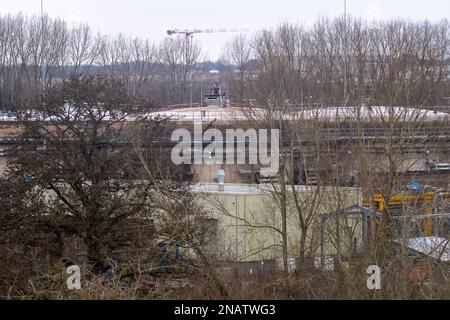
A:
[63,263,380,291]
[366,265,381,290]
[171,121,280,176]
[66,265,81,290]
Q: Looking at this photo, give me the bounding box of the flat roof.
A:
[394,237,450,262]
[2,106,447,123]
[147,106,449,122]
[191,183,359,194]
[191,183,266,194]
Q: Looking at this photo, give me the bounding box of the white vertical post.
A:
[200,79,203,108]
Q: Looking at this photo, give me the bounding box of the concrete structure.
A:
[146,105,449,123]
[194,183,361,263]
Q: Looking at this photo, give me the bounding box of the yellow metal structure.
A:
[363,191,436,236]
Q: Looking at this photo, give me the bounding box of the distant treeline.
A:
[221,17,450,107]
[0,13,449,111]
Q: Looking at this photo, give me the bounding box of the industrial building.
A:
[194,183,360,263]
[1,83,450,272]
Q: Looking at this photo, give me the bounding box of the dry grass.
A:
[3,254,450,300]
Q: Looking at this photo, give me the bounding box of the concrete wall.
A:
[198,185,362,263]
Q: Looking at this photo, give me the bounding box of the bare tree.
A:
[222,34,252,104]
[159,36,201,104]
[4,77,156,273]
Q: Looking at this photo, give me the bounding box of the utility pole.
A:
[41,0,46,93]
[187,35,193,108]
[200,78,203,108]
[190,80,193,108]
[343,0,348,104]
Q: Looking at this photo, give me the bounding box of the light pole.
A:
[200,78,203,108]
[343,0,348,103]
[190,79,193,108]
[41,0,46,93]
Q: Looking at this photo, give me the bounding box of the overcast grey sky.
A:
[1,0,449,60]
